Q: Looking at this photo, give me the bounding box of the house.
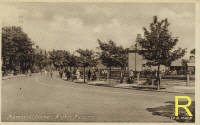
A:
[96,63,107,69]
[35,45,48,56]
[34,45,49,69]
[128,34,168,72]
[170,58,183,71]
[187,54,195,74]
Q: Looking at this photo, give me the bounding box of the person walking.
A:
[28,69,32,77]
[44,69,47,76]
[76,69,80,79]
[71,70,75,81]
[66,69,70,80]
[59,68,63,79]
[129,70,134,84]
[50,69,53,78]
[11,70,14,78]
[88,69,91,81]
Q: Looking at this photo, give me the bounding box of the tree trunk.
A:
[157,64,160,90]
[84,66,86,83]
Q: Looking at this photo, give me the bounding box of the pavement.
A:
[2,73,194,94]
[1,73,195,122]
[2,74,26,80]
[86,80,195,94]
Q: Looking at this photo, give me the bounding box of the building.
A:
[34,45,50,69]
[170,58,183,71]
[187,53,195,74]
[128,34,167,72]
[35,45,48,56]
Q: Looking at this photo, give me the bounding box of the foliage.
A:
[190,49,195,55]
[76,49,98,82]
[97,39,128,68]
[68,54,81,67]
[48,50,71,68]
[76,49,98,67]
[2,26,34,72]
[139,16,186,89]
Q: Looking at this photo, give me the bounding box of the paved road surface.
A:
[1,73,195,122]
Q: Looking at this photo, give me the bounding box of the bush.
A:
[143,77,153,85]
[126,76,134,84]
[140,69,157,78]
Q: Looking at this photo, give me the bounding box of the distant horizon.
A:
[2,2,195,59]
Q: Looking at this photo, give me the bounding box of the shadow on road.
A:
[146,101,195,122]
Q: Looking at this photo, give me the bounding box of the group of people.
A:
[87,69,98,81]
[4,70,15,78]
[58,68,99,81]
[59,68,80,81]
[41,68,54,78]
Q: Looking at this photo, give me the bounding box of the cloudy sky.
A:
[2,2,195,58]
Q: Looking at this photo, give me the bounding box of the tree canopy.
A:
[190,49,195,55]
[139,16,186,89]
[76,49,98,67]
[2,26,34,71]
[48,50,71,68]
[139,16,186,67]
[97,39,128,68]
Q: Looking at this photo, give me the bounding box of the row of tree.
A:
[2,26,128,79]
[47,41,128,82]
[2,16,189,89]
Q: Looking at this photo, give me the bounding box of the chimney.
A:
[137,34,142,39]
[136,34,142,50]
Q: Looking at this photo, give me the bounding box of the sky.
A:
[2,2,195,59]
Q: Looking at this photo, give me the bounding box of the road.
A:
[1,73,195,122]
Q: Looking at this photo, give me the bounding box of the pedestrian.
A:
[44,69,47,76]
[71,70,75,81]
[59,68,63,79]
[88,69,91,81]
[66,69,70,80]
[11,70,14,78]
[28,69,32,77]
[129,70,134,83]
[50,69,53,78]
[76,69,80,79]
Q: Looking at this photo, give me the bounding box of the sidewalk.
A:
[86,81,195,94]
[2,74,27,80]
[158,86,195,94]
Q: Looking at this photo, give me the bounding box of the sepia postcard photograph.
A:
[1,0,199,124]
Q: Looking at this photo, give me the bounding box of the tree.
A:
[33,52,47,70]
[139,16,186,90]
[76,49,97,82]
[68,54,81,68]
[2,26,34,74]
[97,40,128,83]
[49,50,70,69]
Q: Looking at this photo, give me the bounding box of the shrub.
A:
[147,78,153,85]
[126,76,134,84]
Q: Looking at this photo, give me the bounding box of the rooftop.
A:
[171,59,183,67]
